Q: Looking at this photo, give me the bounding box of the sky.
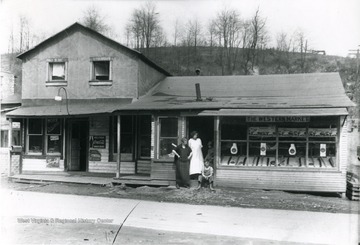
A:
[0,0,359,56]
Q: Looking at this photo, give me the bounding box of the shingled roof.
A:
[17,22,170,76]
[119,72,354,111]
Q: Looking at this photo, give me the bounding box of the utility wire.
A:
[112,201,141,244]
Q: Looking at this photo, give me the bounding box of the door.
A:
[136,115,151,175]
[188,117,215,160]
[69,120,88,171]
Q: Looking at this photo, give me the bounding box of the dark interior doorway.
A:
[188,116,214,157]
[69,120,88,171]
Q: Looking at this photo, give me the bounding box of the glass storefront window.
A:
[47,119,62,154]
[219,116,339,169]
[28,119,43,154]
[159,117,178,159]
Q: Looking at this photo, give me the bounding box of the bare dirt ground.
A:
[2,177,358,215]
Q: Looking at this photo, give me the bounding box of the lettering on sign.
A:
[90,136,106,149]
[246,116,310,123]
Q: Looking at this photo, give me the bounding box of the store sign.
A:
[89,150,101,161]
[246,116,310,123]
[90,136,106,149]
[12,122,20,129]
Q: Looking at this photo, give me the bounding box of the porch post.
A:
[116,115,121,178]
[214,116,220,171]
[8,118,13,176]
[8,118,12,148]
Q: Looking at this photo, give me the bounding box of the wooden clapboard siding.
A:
[215,169,346,192]
[89,116,110,163]
[151,161,175,180]
[339,119,347,174]
[137,160,151,174]
[22,158,63,171]
[89,161,135,174]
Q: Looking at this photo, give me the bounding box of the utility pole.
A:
[349,45,360,83]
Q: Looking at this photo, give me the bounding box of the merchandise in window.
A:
[159,118,178,159]
[47,118,62,154]
[218,116,339,169]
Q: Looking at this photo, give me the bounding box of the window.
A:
[92,61,111,81]
[158,117,178,159]
[219,116,339,169]
[1,130,9,147]
[27,119,43,154]
[26,118,63,155]
[46,118,62,154]
[49,62,66,80]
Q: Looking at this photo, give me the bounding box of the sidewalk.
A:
[1,190,359,244]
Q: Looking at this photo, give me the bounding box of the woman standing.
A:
[188,131,204,177]
[172,138,192,188]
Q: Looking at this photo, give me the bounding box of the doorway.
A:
[68,120,88,171]
[187,117,214,158]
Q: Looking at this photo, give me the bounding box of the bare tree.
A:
[127,2,162,55]
[81,6,110,34]
[274,31,293,73]
[214,8,243,74]
[241,8,268,74]
[294,30,308,73]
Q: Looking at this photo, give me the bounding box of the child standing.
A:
[172,137,192,189]
[197,161,215,191]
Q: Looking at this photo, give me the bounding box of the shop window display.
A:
[219,117,338,169]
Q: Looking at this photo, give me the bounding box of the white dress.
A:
[188,138,204,175]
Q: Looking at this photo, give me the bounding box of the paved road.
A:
[0,189,358,244]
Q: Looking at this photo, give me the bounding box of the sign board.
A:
[89,150,101,161]
[278,128,306,137]
[308,128,337,137]
[90,136,106,149]
[46,156,60,168]
[246,116,310,123]
[249,127,276,136]
[12,122,20,129]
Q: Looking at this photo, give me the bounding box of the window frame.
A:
[46,58,68,86]
[26,118,44,155]
[45,118,62,156]
[218,116,340,170]
[89,57,113,86]
[157,117,179,160]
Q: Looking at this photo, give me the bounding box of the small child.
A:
[197,161,215,191]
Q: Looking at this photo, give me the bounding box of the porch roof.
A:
[119,72,355,111]
[198,108,349,116]
[6,98,132,117]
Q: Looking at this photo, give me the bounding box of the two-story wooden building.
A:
[7,22,355,193]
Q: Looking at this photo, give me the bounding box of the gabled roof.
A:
[17,22,170,76]
[120,72,355,111]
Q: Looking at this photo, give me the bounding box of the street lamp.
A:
[55,87,70,115]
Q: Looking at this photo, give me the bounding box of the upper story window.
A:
[46,58,68,86]
[89,57,113,86]
[50,63,66,80]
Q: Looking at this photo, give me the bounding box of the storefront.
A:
[117,72,354,192]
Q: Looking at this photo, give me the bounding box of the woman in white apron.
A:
[188,131,204,177]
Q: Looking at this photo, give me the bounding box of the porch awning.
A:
[6,98,132,117]
[198,108,349,116]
